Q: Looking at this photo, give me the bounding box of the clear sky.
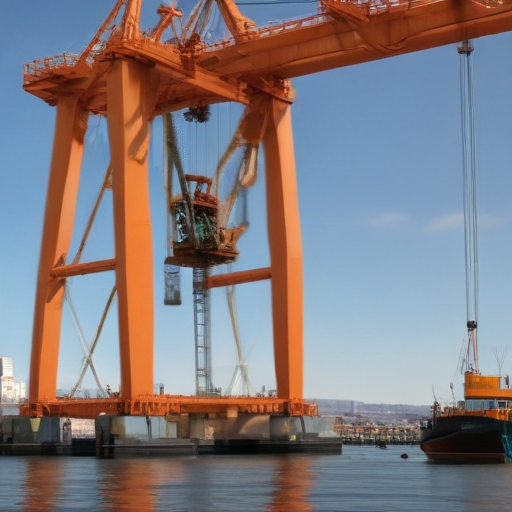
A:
[1,1,512,407]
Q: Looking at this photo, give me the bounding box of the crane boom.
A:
[120,0,143,40]
[76,0,126,66]
[215,0,256,41]
[149,4,183,43]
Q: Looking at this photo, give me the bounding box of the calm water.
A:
[1,445,511,512]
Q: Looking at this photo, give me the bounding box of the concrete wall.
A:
[96,415,178,445]
[194,414,271,440]
[9,417,61,443]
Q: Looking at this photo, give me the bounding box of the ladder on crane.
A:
[193,267,215,395]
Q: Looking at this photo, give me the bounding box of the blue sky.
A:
[1,1,512,406]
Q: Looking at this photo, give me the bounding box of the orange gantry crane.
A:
[21,0,512,418]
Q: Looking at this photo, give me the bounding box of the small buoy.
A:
[401,453,408,459]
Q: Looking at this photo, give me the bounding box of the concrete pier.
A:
[0,416,96,456]
[1,413,342,457]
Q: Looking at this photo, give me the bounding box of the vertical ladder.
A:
[193,267,213,395]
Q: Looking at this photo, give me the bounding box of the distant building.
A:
[0,357,26,402]
[0,357,13,378]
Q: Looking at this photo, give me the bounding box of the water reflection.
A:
[19,458,64,512]
[11,446,512,512]
[16,453,318,512]
[97,458,174,512]
[264,455,317,512]
[96,454,318,511]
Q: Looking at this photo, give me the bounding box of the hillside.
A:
[310,398,431,423]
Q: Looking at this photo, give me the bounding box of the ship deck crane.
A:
[20,0,512,418]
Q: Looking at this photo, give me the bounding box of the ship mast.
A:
[458,40,479,374]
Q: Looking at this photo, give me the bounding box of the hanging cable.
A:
[458,39,479,373]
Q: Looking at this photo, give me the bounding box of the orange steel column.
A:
[29,95,88,402]
[107,58,154,399]
[263,97,303,400]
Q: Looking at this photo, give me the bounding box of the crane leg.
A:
[263,97,303,400]
[29,95,88,403]
[107,59,154,399]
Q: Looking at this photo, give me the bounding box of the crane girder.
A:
[24,0,512,115]
[197,0,512,78]
[24,39,252,115]
[103,38,252,104]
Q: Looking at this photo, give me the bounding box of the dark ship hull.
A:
[421,413,512,463]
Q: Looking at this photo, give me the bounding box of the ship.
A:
[420,40,512,463]
[420,370,512,463]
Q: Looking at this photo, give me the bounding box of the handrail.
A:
[201,0,444,51]
[23,52,80,79]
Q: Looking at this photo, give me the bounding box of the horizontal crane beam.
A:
[198,0,512,79]
[207,266,272,289]
[23,1,512,115]
[105,38,252,106]
[21,395,318,418]
[51,258,116,278]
